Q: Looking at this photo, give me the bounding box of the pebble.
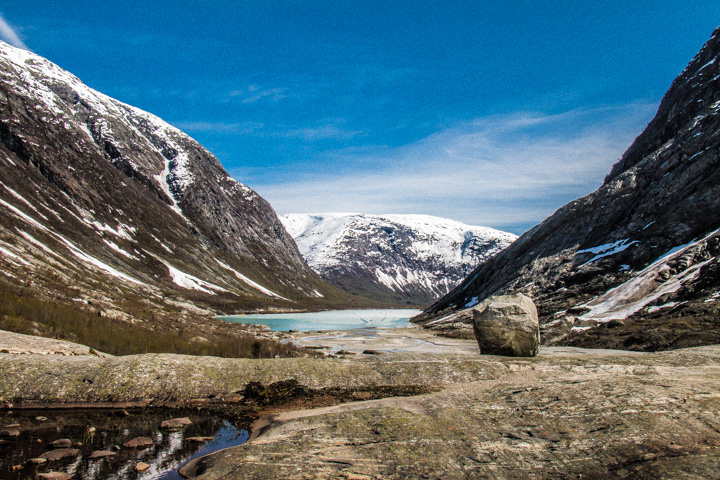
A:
[36,473,71,480]
[89,450,116,459]
[123,436,154,448]
[35,416,48,422]
[160,417,193,430]
[39,449,80,461]
[50,438,73,448]
[0,429,20,438]
[135,462,150,472]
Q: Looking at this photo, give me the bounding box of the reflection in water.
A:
[0,409,249,480]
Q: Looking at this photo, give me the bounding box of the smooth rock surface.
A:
[473,294,540,357]
[182,346,720,480]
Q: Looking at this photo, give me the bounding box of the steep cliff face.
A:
[0,41,346,328]
[281,213,516,305]
[416,27,720,349]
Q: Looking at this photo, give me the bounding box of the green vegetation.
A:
[0,289,312,358]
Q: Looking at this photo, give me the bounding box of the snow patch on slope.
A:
[215,259,291,301]
[580,230,719,321]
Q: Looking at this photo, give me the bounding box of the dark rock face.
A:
[281,213,516,305]
[0,41,344,328]
[472,294,539,357]
[416,27,720,350]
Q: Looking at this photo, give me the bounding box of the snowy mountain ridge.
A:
[281,213,517,305]
[0,40,351,331]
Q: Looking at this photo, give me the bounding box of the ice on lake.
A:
[220,309,422,332]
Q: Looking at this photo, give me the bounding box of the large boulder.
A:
[472,294,540,357]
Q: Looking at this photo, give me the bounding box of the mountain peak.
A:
[281,213,517,305]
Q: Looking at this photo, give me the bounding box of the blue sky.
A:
[1,2,718,234]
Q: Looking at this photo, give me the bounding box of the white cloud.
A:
[229,85,287,104]
[0,13,29,50]
[246,102,657,233]
[172,121,264,134]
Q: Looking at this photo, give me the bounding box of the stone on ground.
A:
[472,294,540,357]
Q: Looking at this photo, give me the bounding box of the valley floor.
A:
[1,330,719,479]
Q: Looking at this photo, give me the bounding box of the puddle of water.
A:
[0,409,249,479]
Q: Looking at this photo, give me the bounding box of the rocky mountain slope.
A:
[0,41,357,334]
[281,213,516,305]
[415,26,720,350]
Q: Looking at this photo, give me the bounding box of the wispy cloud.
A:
[282,125,365,141]
[172,121,264,134]
[246,102,657,233]
[271,118,365,141]
[0,13,29,50]
[229,85,288,104]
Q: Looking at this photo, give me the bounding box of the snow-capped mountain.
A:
[415,27,720,350]
[280,213,517,305]
[0,41,352,329]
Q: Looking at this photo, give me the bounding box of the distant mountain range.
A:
[415,27,720,351]
[0,40,361,332]
[281,213,517,305]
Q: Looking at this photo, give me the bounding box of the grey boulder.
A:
[472,294,540,357]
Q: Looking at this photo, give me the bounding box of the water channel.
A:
[0,408,250,480]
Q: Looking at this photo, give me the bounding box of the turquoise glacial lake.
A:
[220,309,422,332]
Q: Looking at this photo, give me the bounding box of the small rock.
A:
[89,450,116,459]
[4,423,20,428]
[123,436,154,448]
[336,350,356,355]
[362,349,383,355]
[0,429,20,438]
[36,473,71,480]
[27,458,47,465]
[186,436,215,443]
[135,462,150,472]
[35,416,48,422]
[39,448,80,461]
[160,417,193,430]
[50,438,73,448]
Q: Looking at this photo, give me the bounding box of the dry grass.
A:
[0,289,312,358]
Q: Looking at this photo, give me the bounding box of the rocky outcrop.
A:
[472,294,539,357]
[281,213,516,305]
[0,330,111,356]
[0,41,354,332]
[2,338,720,479]
[416,26,720,350]
[178,345,720,480]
